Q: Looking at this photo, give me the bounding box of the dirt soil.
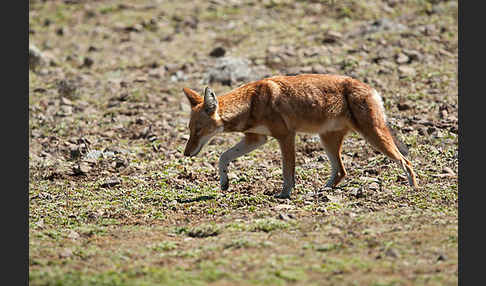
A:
[29,0,458,285]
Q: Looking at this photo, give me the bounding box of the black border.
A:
[12,0,28,284]
[459,1,481,285]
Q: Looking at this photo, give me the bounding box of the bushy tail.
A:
[343,78,409,157]
[342,78,417,188]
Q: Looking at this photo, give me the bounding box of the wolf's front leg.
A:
[218,133,267,190]
[275,133,296,199]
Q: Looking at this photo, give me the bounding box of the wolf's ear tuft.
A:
[204,87,218,115]
[183,87,203,108]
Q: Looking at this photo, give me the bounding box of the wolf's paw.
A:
[220,180,229,191]
[274,192,291,199]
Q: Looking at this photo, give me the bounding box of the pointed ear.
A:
[203,87,218,115]
[182,87,203,108]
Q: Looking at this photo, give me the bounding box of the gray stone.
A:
[398,66,416,77]
[351,18,407,38]
[395,53,409,64]
[206,57,260,86]
[29,44,49,70]
[85,150,103,160]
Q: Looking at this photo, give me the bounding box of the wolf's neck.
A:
[218,89,253,132]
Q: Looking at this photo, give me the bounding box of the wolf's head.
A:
[182,87,223,157]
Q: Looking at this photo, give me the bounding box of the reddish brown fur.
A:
[182,74,418,198]
[218,74,353,137]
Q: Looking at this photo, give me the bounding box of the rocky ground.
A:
[29,0,458,285]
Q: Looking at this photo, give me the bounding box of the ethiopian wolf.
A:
[182,74,418,199]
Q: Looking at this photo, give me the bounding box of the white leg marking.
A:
[219,135,267,190]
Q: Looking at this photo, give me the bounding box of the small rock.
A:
[69,145,81,159]
[103,151,115,158]
[440,109,448,119]
[124,24,143,33]
[101,178,121,188]
[58,105,73,116]
[438,48,454,58]
[148,68,165,79]
[164,63,180,74]
[67,230,80,240]
[278,213,292,221]
[328,227,342,235]
[209,46,226,57]
[139,126,151,138]
[311,64,330,74]
[322,30,342,43]
[350,188,365,198]
[369,182,380,191]
[170,70,187,82]
[398,66,416,77]
[274,204,294,211]
[104,147,129,155]
[134,76,148,83]
[395,53,409,64]
[365,168,379,176]
[60,97,73,106]
[397,102,412,111]
[87,209,105,220]
[148,135,158,142]
[85,150,103,160]
[59,248,73,259]
[206,57,261,86]
[285,66,305,76]
[36,219,44,229]
[135,117,147,125]
[56,27,64,36]
[366,238,379,248]
[352,18,407,37]
[385,248,399,258]
[427,127,436,135]
[318,194,330,203]
[81,57,94,68]
[29,44,51,71]
[57,79,79,99]
[403,49,421,62]
[73,162,91,175]
[113,158,127,169]
[442,167,455,176]
[437,254,447,261]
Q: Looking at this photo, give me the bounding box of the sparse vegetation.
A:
[29,0,457,285]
